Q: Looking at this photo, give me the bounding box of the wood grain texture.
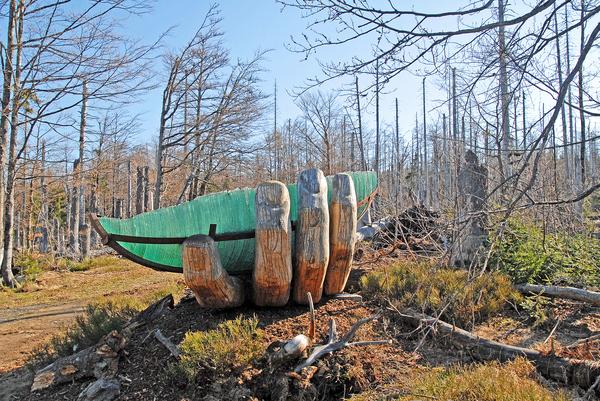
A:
[182,234,244,309]
[324,173,357,295]
[293,168,329,304]
[253,180,292,306]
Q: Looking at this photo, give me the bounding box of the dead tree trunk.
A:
[324,173,357,295]
[293,168,329,304]
[80,224,90,259]
[38,140,48,253]
[516,284,600,306]
[398,309,600,392]
[253,180,292,306]
[143,166,150,211]
[135,166,144,214]
[126,160,132,217]
[31,331,126,392]
[0,0,16,286]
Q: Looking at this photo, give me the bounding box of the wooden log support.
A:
[253,181,292,306]
[324,173,357,295]
[293,168,329,304]
[182,234,244,309]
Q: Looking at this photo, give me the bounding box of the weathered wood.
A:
[324,173,357,295]
[355,217,392,242]
[76,378,120,401]
[154,329,180,359]
[515,284,600,306]
[253,180,292,306]
[182,234,244,309]
[31,331,126,392]
[135,166,144,215]
[397,309,600,391]
[293,168,329,304]
[80,223,91,259]
[114,199,123,219]
[295,315,390,372]
[452,150,488,267]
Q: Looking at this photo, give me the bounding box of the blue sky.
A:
[125,1,433,145]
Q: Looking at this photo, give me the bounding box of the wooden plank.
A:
[182,234,244,309]
[293,168,329,304]
[253,180,292,306]
[324,173,357,295]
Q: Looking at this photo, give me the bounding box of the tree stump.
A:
[182,235,244,309]
[324,173,357,295]
[253,181,292,306]
[293,168,329,304]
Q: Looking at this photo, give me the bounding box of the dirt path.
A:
[0,257,183,373]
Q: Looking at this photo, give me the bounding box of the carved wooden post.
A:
[293,168,329,304]
[182,235,244,309]
[324,173,357,295]
[452,150,488,267]
[253,181,292,306]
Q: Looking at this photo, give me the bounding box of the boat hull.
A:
[92,171,377,274]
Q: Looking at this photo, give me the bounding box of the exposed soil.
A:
[0,258,183,374]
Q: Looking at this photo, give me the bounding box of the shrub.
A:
[361,261,519,327]
[13,252,45,281]
[396,358,569,401]
[174,316,265,381]
[490,219,600,287]
[29,301,137,366]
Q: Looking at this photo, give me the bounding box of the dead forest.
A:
[1,0,600,400]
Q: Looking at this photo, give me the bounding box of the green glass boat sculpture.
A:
[90,171,377,274]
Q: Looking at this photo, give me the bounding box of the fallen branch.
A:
[154,329,180,359]
[32,331,126,392]
[515,284,600,306]
[307,292,315,341]
[396,309,600,391]
[31,294,175,393]
[566,334,600,349]
[294,315,391,372]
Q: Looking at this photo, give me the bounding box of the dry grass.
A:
[360,260,521,328]
[396,358,570,401]
[0,255,184,309]
[173,316,265,382]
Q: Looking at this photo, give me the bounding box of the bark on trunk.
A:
[0,0,16,286]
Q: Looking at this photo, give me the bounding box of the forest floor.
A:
[0,257,184,373]
[0,253,598,400]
